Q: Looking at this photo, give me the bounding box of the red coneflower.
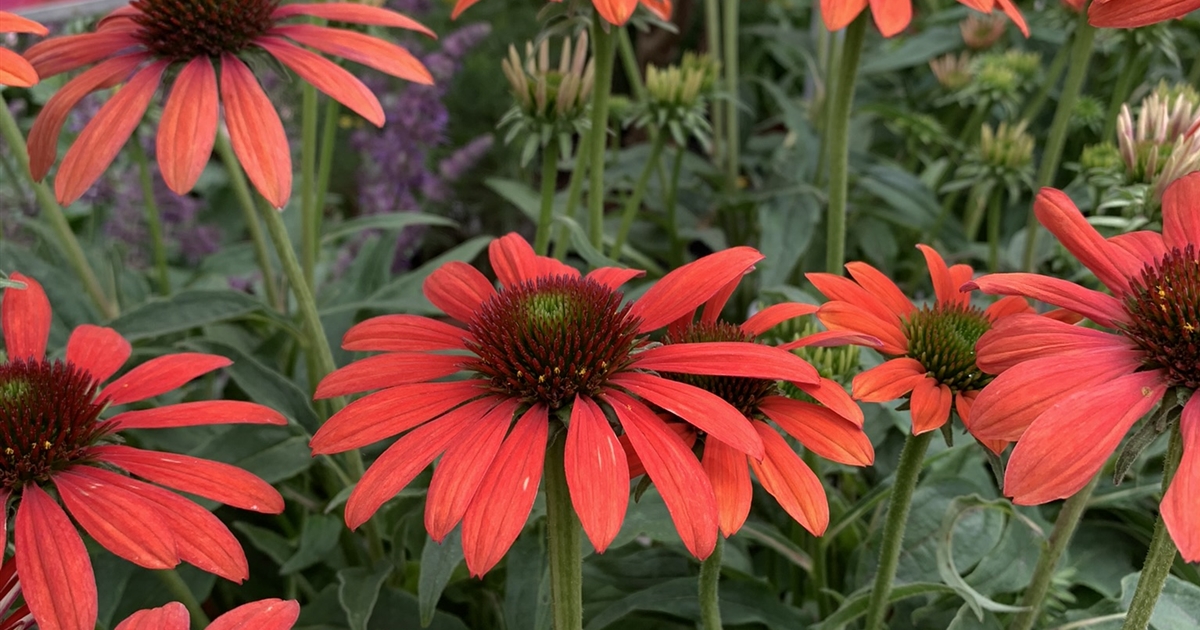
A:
[624,291,876,538]
[114,599,298,630]
[808,246,1038,452]
[311,234,821,575]
[0,273,287,630]
[23,1,434,208]
[0,11,46,87]
[0,557,32,630]
[966,174,1199,561]
[821,0,1028,38]
[1089,0,1200,28]
[452,0,670,26]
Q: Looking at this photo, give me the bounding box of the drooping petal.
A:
[1163,393,1200,562]
[1088,0,1200,28]
[610,372,763,459]
[26,54,146,181]
[488,233,541,287]
[631,246,764,333]
[565,395,629,551]
[220,53,291,209]
[15,484,97,630]
[345,397,499,529]
[956,392,1008,454]
[100,353,231,406]
[965,274,1129,328]
[910,377,953,434]
[206,599,300,630]
[0,11,49,35]
[310,380,486,454]
[0,49,39,87]
[845,262,914,318]
[633,342,819,384]
[108,401,285,432]
[1005,371,1168,505]
[1034,188,1142,295]
[758,396,874,466]
[975,313,1134,374]
[622,420,697,479]
[157,57,218,195]
[606,390,718,560]
[257,37,384,126]
[24,29,139,78]
[1161,172,1200,251]
[916,244,968,307]
[700,276,742,324]
[422,261,495,324]
[272,25,432,85]
[852,358,926,402]
[461,405,548,577]
[868,0,913,37]
[65,324,130,383]
[749,422,829,536]
[740,303,818,336]
[821,0,868,31]
[1109,231,1166,265]
[2,272,51,360]
[272,2,435,37]
[55,61,168,206]
[969,349,1145,441]
[994,0,1029,36]
[794,377,864,425]
[815,301,907,355]
[702,438,752,537]
[586,267,644,290]
[591,0,640,25]
[640,0,673,20]
[113,602,189,630]
[808,272,902,328]
[778,330,884,351]
[425,399,520,542]
[52,467,179,569]
[982,296,1033,322]
[342,314,471,352]
[91,445,283,513]
[451,0,484,19]
[315,352,463,398]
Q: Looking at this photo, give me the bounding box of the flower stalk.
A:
[214,132,283,311]
[1121,423,1184,630]
[699,535,725,630]
[824,14,868,275]
[130,135,171,295]
[546,431,583,630]
[586,23,617,249]
[612,133,666,258]
[301,82,319,289]
[536,140,561,255]
[722,0,740,191]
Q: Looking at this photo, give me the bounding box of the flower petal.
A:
[108,400,287,431]
[808,271,902,328]
[422,261,495,324]
[310,380,487,454]
[257,37,383,126]
[778,330,884,351]
[0,11,48,35]
[461,405,548,577]
[55,61,168,206]
[2,272,51,360]
[749,421,829,536]
[0,49,39,87]
[488,233,541,288]
[965,273,1128,329]
[605,390,718,560]
[740,303,819,336]
[1088,0,1200,28]
[1034,188,1142,295]
[91,445,283,513]
[272,2,435,38]
[157,57,218,195]
[975,313,1133,374]
[100,353,231,406]
[345,397,498,529]
[425,399,520,542]
[25,29,139,78]
[633,342,819,384]
[982,296,1033,322]
[221,53,292,209]
[631,246,764,333]
[592,0,640,25]
[702,438,752,537]
[15,484,98,630]
[114,602,189,630]
[916,244,967,307]
[759,396,874,466]
[207,599,300,630]
[610,372,763,459]
[342,314,471,352]
[700,276,742,324]
[1162,172,1200,251]
[821,0,868,31]
[315,352,463,398]
[910,377,952,435]
[996,0,1029,37]
[845,262,914,318]
[565,395,629,551]
[65,324,130,383]
[1109,231,1166,266]
[868,0,913,37]
[1006,371,1168,505]
[586,267,645,291]
[792,378,864,426]
[272,24,432,85]
[52,467,179,569]
[815,301,907,355]
[852,358,926,402]
[1163,393,1200,562]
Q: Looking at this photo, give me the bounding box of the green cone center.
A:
[902,302,992,392]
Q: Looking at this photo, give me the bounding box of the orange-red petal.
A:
[702,438,752,537]
[1034,188,1142,295]
[342,314,471,352]
[1088,0,1200,28]
[207,599,300,630]
[220,53,292,209]
[315,352,463,398]
[310,380,486,454]
[15,484,97,630]
[92,445,283,513]
[821,0,868,31]
[157,57,218,195]
[100,353,232,406]
[749,422,829,536]
[2,272,51,360]
[631,246,764,333]
[1162,172,1200,251]
[845,261,915,318]
[0,48,39,87]
[759,396,874,466]
[108,400,286,431]
[65,324,130,383]
[633,341,819,384]
[741,302,818,336]
[53,467,180,569]
[565,395,629,552]
[852,358,926,402]
[966,273,1129,329]
[1163,393,1200,562]
[273,24,432,85]
[422,261,495,324]
[868,0,913,37]
[910,377,952,434]
[258,36,384,126]
[815,301,907,355]
[273,2,435,37]
[114,602,189,630]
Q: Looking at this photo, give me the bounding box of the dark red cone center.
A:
[1124,245,1200,390]
[132,0,279,61]
[0,359,109,490]
[465,276,641,409]
[662,321,777,416]
[902,302,993,392]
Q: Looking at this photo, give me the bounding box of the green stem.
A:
[823,14,868,275]
[1121,423,1184,630]
[1020,41,1070,124]
[722,0,740,191]
[1023,10,1095,271]
[546,432,582,630]
[0,92,116,319]
[699,535,725,630]
[1102,37,1146,140]
[214,132,283,311]
[1009,474,1101,630]
[314,99,341,224]
[664,145,686,267]
[156,569,210,630]
[612,135,666,258]
[865,431,934,630]
[551,137,592,261]
[616,28,647,104]
[987,187,1003,272]
[535,141,561,256]
[300,83,319,289]
[958,99,990,149]
[129,136,170,295]
[586,22,617,250]
[705,0,723,168]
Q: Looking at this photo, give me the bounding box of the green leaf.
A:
[737,521,813,573]
[418,530,463,627]
[233,521,296,567]
[756,193,819,288]
[320,213,457,244]
[183,339,321,433]
[553,215,623,270]
[486,177,541,223]
[280,514,345,574]
[936,496,1034,619]
[1119,573,1200,630]
[338,561,394,630]
[189,427,313,485]
[584,577,809,629]
[860,26,961,75]
[110,290,266,341]
[815,583,958,630]
[370,588,470,630]
[504,525,552,630]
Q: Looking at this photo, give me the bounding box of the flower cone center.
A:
[1124,245,1200,390]
[465,276,640,409]
[902,303,992,392]
[0,359,109,490]
[662,321,777,416]
[132,0,279,61]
